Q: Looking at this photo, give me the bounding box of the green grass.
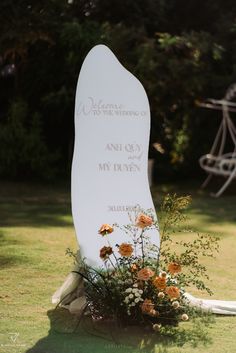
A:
[0,180,236,353]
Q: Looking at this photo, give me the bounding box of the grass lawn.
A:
[0,180,236,353]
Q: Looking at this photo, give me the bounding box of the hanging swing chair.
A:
[199,83,236,197]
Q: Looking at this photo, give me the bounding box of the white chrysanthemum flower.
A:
[181,313,189,321]
[153,324,161,332]
[172,301,180,309]
[170,278,178,284]
[125,288,132,293]
[134,297,140,303]
[129,293,134,299]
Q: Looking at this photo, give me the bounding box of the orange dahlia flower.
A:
[118,243,133,257]
[99,246,113,260]
[136,213,153,229]
[98,224,113,236]
[168,262,182,275]
[153,276,167,290]
[165,286,180,299]
[137,268,155,281]
[141,299,154,314]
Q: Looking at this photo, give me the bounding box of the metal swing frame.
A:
[199,84,236,197]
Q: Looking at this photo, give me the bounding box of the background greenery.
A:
[1,0,236,181]
[1,3,236,351]
[0,181,236,353]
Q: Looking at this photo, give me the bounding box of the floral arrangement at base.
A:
[67,194,219,332]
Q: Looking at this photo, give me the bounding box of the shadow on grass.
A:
[0,231,33,268]
[188,198,236,223]
[151,181,236,230]
[0,181,73,228]
[1,180,236,228]
[0,230,21,246]
[25,308,212,353]
[0,231,30,269]
[0,203,73,228]
[0,254,32,268]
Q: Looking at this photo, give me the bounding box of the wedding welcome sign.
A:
[53,45,236,319]
[72,45,159,267]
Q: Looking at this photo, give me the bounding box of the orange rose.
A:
[168,262,182,275]
[141,299,154,314]
[118,243,133,257]
[137,268,155,281]
[153,276,166,290]
[136,213,153,229]
[99,246,113,260]
[98,224,113,236]
[165,286,180,299]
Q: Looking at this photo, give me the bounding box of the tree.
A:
[1,0,236,180]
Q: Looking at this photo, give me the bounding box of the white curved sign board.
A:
[72,45,159,267]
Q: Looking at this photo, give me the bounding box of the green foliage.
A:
[134,30,227,174]
[0,99,58,179]
[67,195,219,331]
[159,194,219,294]
[1,1,236,180]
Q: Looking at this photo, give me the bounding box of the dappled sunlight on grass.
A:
[0,181,236,353]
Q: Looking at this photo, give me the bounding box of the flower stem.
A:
[140,230,145,267]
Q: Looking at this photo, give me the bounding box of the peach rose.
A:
[165,286,180,299]
[136,213,153,229]
[153,276,166,290]
[141,299,154,314]
[137,268,155,281]
[98,224,113,236]
[168,262,182,275]
[99,246,113,260]
[118,243,133,257]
